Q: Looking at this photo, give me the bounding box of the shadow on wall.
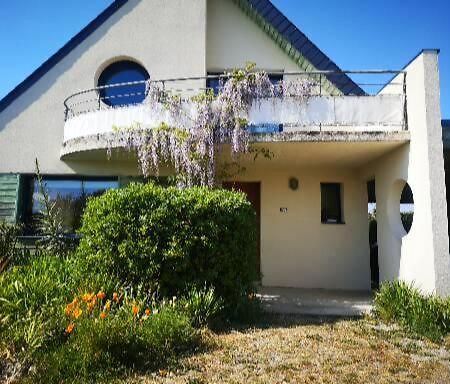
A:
[378,178,414,283]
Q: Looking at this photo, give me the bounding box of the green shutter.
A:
[0,174,20,224]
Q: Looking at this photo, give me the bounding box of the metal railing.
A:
[63,70,407,128]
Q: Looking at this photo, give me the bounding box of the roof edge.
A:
[0,0,128,114]
[241,0,365,96]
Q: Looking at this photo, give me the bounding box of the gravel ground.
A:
[133,314,450,384]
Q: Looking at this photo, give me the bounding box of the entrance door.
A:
[222,182,261,277]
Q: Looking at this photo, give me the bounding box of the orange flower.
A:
[82,293,95,303]
[96,291,106,300]
[87,301,96,312]
[112,292,120,302]
[145,308,151,316]
[73,307,82,319]
[64,298,79,316]
[132,303,139,316]
[104,300,111,311]
[65,304,73,316]
[100,311,108,320]
[65,323,75,334]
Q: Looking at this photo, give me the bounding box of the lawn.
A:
[135,314,450,384]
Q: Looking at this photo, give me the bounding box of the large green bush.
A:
[77,183,258,308]
[374,281,450,341]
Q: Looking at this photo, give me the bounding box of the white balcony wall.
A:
[63,94,405,143]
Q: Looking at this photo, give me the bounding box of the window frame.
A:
[97,60,150,107]
[206,72,284,95]
[320,182,344,224]
[20,175,119,235]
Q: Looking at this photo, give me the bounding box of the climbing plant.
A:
[106,63,315,187]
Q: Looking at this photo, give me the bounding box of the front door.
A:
[222,182,261,277]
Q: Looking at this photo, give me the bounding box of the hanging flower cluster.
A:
[106,63,316,187]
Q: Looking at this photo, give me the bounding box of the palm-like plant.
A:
[34,159,70,256]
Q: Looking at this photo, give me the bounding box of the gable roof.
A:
[0,0,363,114]
[242,0,364,95]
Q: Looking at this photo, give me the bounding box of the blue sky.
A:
[0,0,449,117]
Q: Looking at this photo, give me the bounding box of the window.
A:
[321,183,343,224]
[98,60,150,106]
[206,72,283,95]
[22,177,119,234]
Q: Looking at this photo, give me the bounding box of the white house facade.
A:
[0,0,449,295]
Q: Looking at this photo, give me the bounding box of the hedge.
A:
[77,183,258,308]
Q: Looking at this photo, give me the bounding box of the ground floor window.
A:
[321,183,343,224]
[21,176,119,234]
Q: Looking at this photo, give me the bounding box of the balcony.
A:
[61,71,409,158]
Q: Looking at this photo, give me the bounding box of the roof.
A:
[244,0,364,95]
[0,0,363,114]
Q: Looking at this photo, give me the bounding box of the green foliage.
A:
[374,281,450,341]
[77,182,258,310]
[0,221,21,268]
[0,255,76,360]
[28,307,196,384]
[181,286,224,328]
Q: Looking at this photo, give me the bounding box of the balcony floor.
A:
[61,129,410,167]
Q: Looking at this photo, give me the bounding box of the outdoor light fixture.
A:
[289,177,299,190]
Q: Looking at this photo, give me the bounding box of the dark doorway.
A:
[222,182,261,277]
[367,180,379,290]
[444,149,450,246]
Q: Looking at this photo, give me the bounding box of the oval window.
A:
[97,60,149,106]
[400,182,414,234]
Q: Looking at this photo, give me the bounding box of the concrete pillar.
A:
[365,50,450,295]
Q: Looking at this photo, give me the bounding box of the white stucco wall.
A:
[360,51,450,295]
[232,163,371,291]
[206,0,301,72]
[0,0,207,174]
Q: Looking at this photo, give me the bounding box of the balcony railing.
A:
[63,70,407,144]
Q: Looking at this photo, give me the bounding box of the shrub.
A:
[26,297,196,384]
[77,183,258,310]
[374,281,450,341]
[0,255,74,359]
[0,221,21,270]
[181,286,224,327]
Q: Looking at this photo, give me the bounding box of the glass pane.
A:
[321,183,341,223]
[31,178,118,233]
[98,61,149,106]
[83,180,119,197]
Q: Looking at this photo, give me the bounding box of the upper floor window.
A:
[98,60,150,106]
[206,72,283,95]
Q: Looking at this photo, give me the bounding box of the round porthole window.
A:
[97,60,150,106]
[400,182,414,234]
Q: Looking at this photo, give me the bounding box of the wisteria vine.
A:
[106,64,316,187]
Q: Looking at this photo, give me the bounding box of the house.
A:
[0,0,449,295]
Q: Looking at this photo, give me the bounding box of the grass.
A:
[130,314,450,384]
[374,281,450,341]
